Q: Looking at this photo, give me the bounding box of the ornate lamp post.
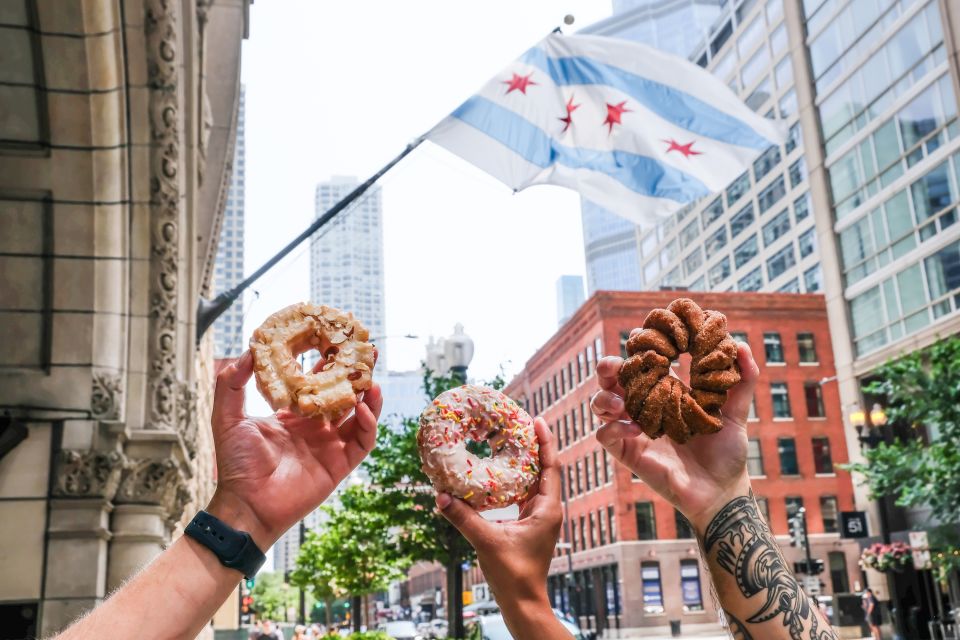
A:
[442,324,473,639]
[851,403,905,639]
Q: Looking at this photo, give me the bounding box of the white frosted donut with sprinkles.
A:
[417,384,540,511]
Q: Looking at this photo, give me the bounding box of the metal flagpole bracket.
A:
[196,136,425,343]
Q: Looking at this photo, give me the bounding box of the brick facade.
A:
[504,291,862,635]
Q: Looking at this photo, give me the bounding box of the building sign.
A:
[909,531,932,570]
[839,511,868,538]
[641,563,664,614]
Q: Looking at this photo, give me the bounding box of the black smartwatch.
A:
[184,510,266,579]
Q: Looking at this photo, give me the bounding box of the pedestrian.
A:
[863,588,882,640]
[292,624,308,640]
[253,620,284,640]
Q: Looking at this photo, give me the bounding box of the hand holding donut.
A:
[591,341,760,534]
[207,351,383,550]
[436,418,570,639]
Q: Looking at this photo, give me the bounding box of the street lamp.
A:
[444,323,474,384]
[850,402,905,640]
[443,324,473,639]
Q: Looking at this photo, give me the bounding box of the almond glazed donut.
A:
[249,303,376,421]
[418,384,540,511]
[618,298,741,443]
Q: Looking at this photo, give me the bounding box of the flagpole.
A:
[196,135,425,343]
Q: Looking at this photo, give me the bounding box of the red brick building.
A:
[503,291,862,635]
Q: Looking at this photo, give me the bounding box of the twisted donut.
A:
[250,303,376,420]
[618,298,740,443]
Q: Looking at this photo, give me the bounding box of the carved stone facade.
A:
[0,0,251,635]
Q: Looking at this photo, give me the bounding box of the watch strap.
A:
[185,510,266,579]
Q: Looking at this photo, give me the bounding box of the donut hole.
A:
[673,352,693,385]
[465,437,493,458]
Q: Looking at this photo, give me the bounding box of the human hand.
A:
[206,351,383,548]
[590,341,760,532]
[435,418,562,609]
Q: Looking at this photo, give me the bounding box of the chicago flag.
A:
[427,33,787,225]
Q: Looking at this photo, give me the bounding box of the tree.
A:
[845,336,960,583]
[363,368,505,638]
[291,485,407,632]
[249,571,297,622]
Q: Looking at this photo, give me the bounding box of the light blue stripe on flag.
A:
[520,47,772,151]
[451,96,710,203]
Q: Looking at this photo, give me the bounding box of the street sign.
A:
[803,576,822,596]
[909,530,932,569]
[840,511,868,538]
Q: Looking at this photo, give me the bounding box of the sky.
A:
[239,0,614,419]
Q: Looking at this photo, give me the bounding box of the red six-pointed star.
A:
[559,94,580,133]
[663,138,703,158]
[603,101,631,134]
[503,72,537,95]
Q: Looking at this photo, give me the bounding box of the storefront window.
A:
[680,560,704,612]
[641,562,664,614]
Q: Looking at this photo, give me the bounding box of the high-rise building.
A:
[556,275,586,325]
[504,291,861,634]
[213,86,247,358]
[577,1,722,295]
[311,176,387,368]
[577,0,960,623]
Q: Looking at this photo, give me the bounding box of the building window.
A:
[794,191,810,221]
[812,437,834,474]
[778,437,800,475]
[608,505,617,542]
[727,172,751,207]
[829,552,849,593]
[564,415,571,446]
[789,157,807,188]
[730,331,748,344]
[708,257,732,287]
[556,420,563,450]
[577,460,584,494]
[705,227,729,260]
[567,466,575,497]
[731,203,755,238]
[599,509,608,545]
[680,559,704,612]
[734,234,759,268]
[580,516,587,550]
[684,247,704,277]
[772,382,791,418]
[583,457,591,491]
[635,502,657,540]
[641,562,665,614]
[702,196,724,227]
[675,509,694,539]
[804,264,821,292]
[747,439,765,476]
[748,397,758,420]
[778,278,800,293]
[797,332,817,363]
[589,512,597,547]
[821,495,839,533]
[593,450,601,488]
[805,383,826,418]
[786,496,804,519]
[758,175,787,214]
[680,219,701,248]
[604,449,612,484]
[577,352,585,383]
[762,209,791,247]
[572,517,579,551]
[739,267,763,292]
[767,244,797,280]
[764,332,784,363]
[798,228,816,259]
[754,145,782,182]
[756,496,770,523]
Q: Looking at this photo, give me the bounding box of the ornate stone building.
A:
[0,0,250,635]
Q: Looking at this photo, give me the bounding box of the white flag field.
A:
[427,32,788,226]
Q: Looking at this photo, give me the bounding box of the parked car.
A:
[465,612,586,640]
[377,619,424,640]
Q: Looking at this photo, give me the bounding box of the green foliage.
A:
[344,633,390,640]
[843,336,960,580]
[291,486,407,602]
[249,571,296,622]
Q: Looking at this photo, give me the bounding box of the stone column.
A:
[41,450,124,636]
[108,456,189,590]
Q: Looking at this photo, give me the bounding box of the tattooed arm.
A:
[592,342,837,640]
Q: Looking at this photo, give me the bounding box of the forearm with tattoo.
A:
[701,492,838,640]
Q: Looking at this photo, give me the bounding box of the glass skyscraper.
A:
[310,176,387,368]
[213,85,246,358]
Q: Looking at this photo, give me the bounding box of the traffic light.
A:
[793,559,825,575]
[789,515,804,547]
[245,577,256,590]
